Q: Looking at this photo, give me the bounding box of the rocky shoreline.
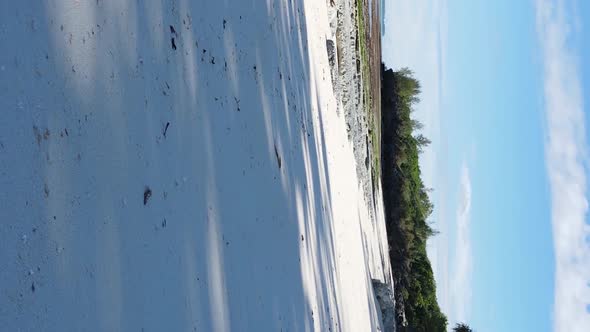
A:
[327,0,397,330]
[327,0,377,225]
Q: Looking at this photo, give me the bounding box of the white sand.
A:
[0,0,391,331]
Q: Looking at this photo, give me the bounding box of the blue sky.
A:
[383,1,590,331]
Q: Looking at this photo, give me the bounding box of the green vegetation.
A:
[381,66,447,331]
[453,323,474,332]
[356,0,380,181]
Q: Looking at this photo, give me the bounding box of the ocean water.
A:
[367,0,384,36]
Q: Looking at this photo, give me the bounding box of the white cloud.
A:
[535,0,590,331]
[450,162,472,324]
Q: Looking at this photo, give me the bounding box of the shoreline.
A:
[329,0,396,329]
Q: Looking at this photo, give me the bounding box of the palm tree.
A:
[453,323,473,332]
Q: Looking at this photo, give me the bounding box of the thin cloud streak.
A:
[535,0,590,331]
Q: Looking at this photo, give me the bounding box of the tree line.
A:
[381,66,472,332]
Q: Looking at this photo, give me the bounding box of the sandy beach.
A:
[0,1,391,331]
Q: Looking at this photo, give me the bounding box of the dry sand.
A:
[0,0,391,330]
